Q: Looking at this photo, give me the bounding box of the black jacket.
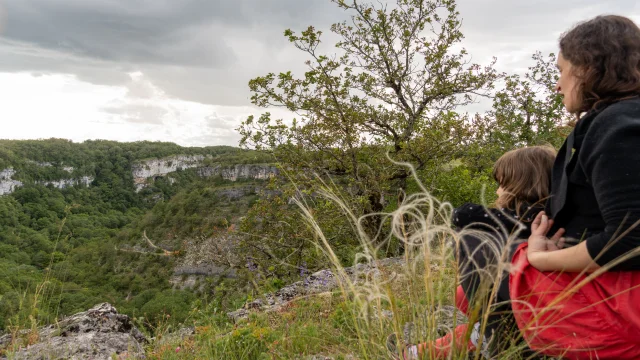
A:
[453,203,539,237]
[548,97,640,270]
[453,203,542,259]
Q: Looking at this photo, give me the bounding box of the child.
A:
[388,145,556,359]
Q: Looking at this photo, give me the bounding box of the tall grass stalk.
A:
[291,160,561,359]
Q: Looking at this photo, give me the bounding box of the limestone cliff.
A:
[1,154,278,195]
[132,155,278,191]
[0,168,23,196]
[38,176,94,189]
[132,155,206,191]
[198,164,278,181]
[132,155,206,179]
[0,167,93,196]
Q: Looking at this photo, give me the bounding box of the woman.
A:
[510,15,640,359]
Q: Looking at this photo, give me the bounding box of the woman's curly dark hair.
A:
[560,15,640,113]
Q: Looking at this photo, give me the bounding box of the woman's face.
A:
[556,52,581,113]
[496,185,505,198]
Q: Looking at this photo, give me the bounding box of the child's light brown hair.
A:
[492,145,557,212]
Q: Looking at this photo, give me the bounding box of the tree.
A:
[238,0,498,254]
[467,52,571,170]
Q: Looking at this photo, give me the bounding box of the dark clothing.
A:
[453,203,540,253]
[453,203,541,301]
[453,203,540,301]
[548,97,640,270]
[510,98,640,358]
[453,203,539,231]
[453,203,541,356]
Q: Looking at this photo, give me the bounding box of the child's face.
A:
[496,186,505,198]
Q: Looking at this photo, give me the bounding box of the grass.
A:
[4,170,586,359]
[143,171,541,359]
[146,258,462,360]
[0,209,75,357]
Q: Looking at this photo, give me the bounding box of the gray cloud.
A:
[4,0,634,107]
[1,0,303,67]
[206,113,237,130]
[0,0,346,105]
[102,103,168,124]
[457,0,640,71]
[1,0,639,147]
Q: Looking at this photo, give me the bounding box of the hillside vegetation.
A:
[0,139,274,331]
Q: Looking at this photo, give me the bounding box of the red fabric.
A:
[510,243,640,359]
[414,324,475,359]
[455,285,470,315]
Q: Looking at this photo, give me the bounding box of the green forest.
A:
[0,139,274,330]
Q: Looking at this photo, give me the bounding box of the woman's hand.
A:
[527,211,566,270]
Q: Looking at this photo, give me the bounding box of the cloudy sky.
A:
[0,0,638,147]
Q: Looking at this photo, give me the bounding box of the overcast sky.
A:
[0,0,638,147]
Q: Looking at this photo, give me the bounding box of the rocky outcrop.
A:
[0,303,146,360]
[39,176,93,189]
[132,155,205,180]
[0,167,93,196]
[227,257,405,322]
[198,164,278,181]
[132,154,278,191]
[0,168,23,196]
[132,155,206,192]
[170,230,242,290]
[215,185,257,200]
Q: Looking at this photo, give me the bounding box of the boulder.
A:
[0,303,147,360]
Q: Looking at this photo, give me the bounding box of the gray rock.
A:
[155,326,195,346]
[0,303,147,360]
[227,309,250,323]
[216,186,257,200]
[227,257,404,321]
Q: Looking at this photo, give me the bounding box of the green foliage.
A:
[0,139,273,331]
[427,163,497,208]
[235,0,566,289]
[468,52,570,170]
[237,0,504,285]
[139,289,196,325]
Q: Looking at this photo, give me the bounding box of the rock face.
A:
[0,168,23,196]
[132,154,279,192]
[39,176,94,189]
[0,167,93,196]
[2,155,279,195]
[132,155,206,192]
[0,303,147,360]
[227,258,405,322]
[198,164,278,181]
[132,155,205,179]
[216,185,257,200]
